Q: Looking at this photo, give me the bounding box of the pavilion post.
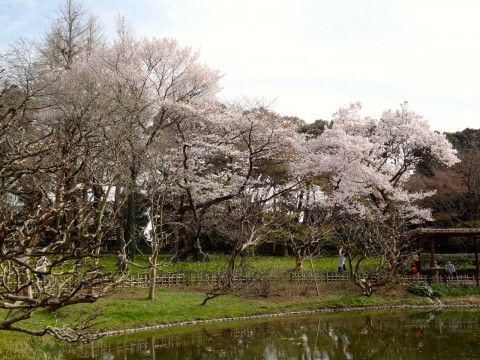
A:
[475,237,479,286]
[429,237,436,267]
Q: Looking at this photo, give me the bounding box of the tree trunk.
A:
[172,223,180,256]
[292,249,303,271]
[114,184,125,251]
[20,269,32,299]
[148,264,157,300]
[173,219,209,262]
[124,191,136,261]
[175,237,210,262]
[192,236,209,262]
[124,156,139,261]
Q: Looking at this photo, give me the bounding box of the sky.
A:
[1,0,479,133]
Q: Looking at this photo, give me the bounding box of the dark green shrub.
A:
[407,281,442,298]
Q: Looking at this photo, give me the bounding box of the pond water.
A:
[67,309,480,359]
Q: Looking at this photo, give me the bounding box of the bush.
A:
[407,281,442,298]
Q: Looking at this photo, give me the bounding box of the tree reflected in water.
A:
[68,310,480,359]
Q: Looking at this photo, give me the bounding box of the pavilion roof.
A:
[407,228,480,239]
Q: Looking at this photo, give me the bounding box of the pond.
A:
[67,309,480,359]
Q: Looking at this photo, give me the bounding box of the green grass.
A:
[0,284,427,334]
[0,334,76,360]
[432,283,480,296]
[109,253,382,275]
[35,253,381,278]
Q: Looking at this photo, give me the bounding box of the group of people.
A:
[411,255,457,277]
[336,250,458,278]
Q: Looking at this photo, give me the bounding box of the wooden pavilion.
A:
[407,228,480,284]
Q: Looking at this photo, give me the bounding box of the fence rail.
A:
[4,271,477,294]
[116,271,480,288]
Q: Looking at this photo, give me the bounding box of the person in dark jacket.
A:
[411,254,421,278]
[116,251,128,272]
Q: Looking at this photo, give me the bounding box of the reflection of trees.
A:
[74,312,480,359]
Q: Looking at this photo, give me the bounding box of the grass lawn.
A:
[105,253,382,275]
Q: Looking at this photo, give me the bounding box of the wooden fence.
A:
[116,271,480,288]
[4,271,477,293]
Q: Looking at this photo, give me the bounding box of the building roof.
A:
[407,228,480,239]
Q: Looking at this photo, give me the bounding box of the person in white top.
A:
[338,248,347,274]
[36,256,49,281]
[445,260,456,276]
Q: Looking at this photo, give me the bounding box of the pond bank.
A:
[2,284,480,360]
[98,301,480,337]
[70,284,480,337]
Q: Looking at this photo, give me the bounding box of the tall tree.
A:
[0,2,129,339]
[168,104,306,261]
[304,102,459,271]
[100,35,221,259]
[38,0,102,69]
[0,63,125,341]
[408,128,480,232]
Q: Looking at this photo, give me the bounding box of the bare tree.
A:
[200,196,272,305]
[38,0,103,69]
[140,146,178,300]
[0,14,129,339]
[331,213,410,296]
[0,78,128,341]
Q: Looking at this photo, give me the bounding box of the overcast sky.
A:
[1,0,479,132]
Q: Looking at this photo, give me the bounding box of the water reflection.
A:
[68,310,480,359]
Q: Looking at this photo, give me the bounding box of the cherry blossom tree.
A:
[166,103,306,261]
[99,34,221,259]
[306,101,459,223]
[304,102,459,272]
